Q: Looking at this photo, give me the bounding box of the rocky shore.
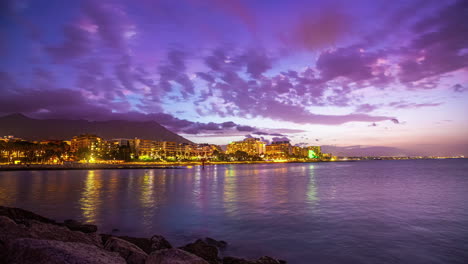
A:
[0,206,286,264]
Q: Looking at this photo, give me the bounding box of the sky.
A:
[1,0,467,156]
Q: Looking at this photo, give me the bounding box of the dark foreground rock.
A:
[147,248,209,264]
[0,206,57,225]
[64,219,98,233]
[0,216,101,247]
[180,239,220,264]
[101,234,173,255]
[222,256,286,264]
[151,234,173,251]
[104,236,148,264]
[204,237,228,249]
[0,206,286,264]
[6,238,126,264]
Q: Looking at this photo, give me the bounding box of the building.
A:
[266,141,292,157]
[226,138,266,156]
[305,146,322,159]
[70,134,103,153]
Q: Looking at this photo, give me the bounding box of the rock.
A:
[64,219,98,233]
[0,216,30,243]
[0,206,57,226]
[222,256,252,264]
[146,248,209,264]
[180,239,220,264]
[5,238,126,264]
[204,237,227,249]
[104,236,148,264]
[0,216,101,248]
[100,234,172,254]
[151,235,173,252]
[256,256,286,264]
[222,256,286,264]
[27,220,102,247]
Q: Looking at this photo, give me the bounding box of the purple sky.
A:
[1,0,467,155]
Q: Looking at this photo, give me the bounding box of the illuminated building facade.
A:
[226,138,266,156]
[266,141,292,157]
[70,134,103,153]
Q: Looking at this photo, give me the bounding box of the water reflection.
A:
[79,170,102,223]
[307,165,318,204]
[140,170,156,229]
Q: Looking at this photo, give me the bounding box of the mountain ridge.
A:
[0,113,192,143]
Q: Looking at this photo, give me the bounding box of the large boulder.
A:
[0,216,100,248]
[5,238,126,264]
[180,239,220,264]
[27,220,102,247]
[146,248,209,264]
[0,216,31,243]
[222,257,252,264]
[104,236,148,264]
[100,234,172,254]
[150,235,173,252]
[204,238,227,250]
[0,206,57,226]
[64,219,98,233]
[256,256,286,264]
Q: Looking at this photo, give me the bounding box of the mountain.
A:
[0,113,192,143]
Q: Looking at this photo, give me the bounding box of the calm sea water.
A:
[1,160,468,263]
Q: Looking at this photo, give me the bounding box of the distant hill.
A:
[0,113,192,143]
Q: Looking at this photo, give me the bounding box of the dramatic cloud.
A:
[1,0,467,153]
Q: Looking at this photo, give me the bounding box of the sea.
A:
[1,159,467,263]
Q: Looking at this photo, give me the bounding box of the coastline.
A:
[0,160,331,171]
[0,206,286,264]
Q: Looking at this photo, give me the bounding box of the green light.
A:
[308,150,318,159]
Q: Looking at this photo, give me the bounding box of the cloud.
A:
[391,118,400,124]
[46,24,92,62]
[398,0,468,83]
[356,104,379,113]
[81,0,133,51]
[453,84,467,93]
[236,125,255,132]
[286,7,351,50]
[388,101,442,109]
[193,47,395,125]
[316,47,379,82]
[272,136,290,142]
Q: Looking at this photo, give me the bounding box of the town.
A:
[0,134,335,165]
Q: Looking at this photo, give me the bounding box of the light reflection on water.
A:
[1,160,468,264]
[80,170,102,223]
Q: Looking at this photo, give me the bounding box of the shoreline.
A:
[0,160,333,171]
[0,206,286,263]
[1,158,464,171]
